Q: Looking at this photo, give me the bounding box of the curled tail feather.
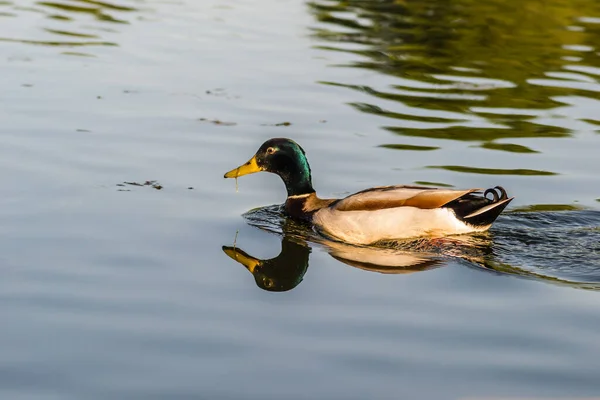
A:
[444,186,513,227]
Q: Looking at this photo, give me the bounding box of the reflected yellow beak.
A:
[222,246,261,274]
[224,155,263,179]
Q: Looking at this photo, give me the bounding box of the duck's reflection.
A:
[223,237,310,292]
[223,234,444,292]
[326,241,442,273]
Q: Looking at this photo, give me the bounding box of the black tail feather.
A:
[444,186,513,227]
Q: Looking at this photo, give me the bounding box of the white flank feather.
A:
[313,207,489,245]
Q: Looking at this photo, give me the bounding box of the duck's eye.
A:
[266,147,276,155]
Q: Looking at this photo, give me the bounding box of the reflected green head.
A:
[222,237,310,292]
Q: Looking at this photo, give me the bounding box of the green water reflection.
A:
[427,165,558,175]
[478,142,539,154]
[309,0,600,147]
[0,0,141,51]
[379,143,439,151]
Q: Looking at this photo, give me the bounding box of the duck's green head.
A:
[224,138,315,197]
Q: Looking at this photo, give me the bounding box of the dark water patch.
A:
[379,144,439,151]
[44,28,99,39]
[386,121,572,142]
[84,25,118,34]
[413,181,454,188]
[427,165,558,176]
[37,1,134,22]
[322,81,482,113]
[479,142,540,154]
[61,51,95,57]
[512,204,588,212]
[582,118,600,126]
[0,37,117,46]
[47,14,71,20]
[348,102,466,124]
[72,0,138,12]
[87,11,126,24]
[37,1,97,13]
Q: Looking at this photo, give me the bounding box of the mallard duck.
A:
[224,138,514,245]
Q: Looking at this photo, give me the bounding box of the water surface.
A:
[1,0,600,399]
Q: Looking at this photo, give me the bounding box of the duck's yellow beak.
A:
[222,246,260,274]
[224,155,263,179]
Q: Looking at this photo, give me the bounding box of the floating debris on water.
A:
[261,121,292,127]
[205,88,239,99]
[61,51,95,58]
[206,88,225,95]
[118,181,163,190]
[198,118,237,126]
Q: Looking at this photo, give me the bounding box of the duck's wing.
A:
[331,185,480,212]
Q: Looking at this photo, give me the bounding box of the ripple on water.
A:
[0,0,141,51]
[427,165,558,176]
[309,0,600,208]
